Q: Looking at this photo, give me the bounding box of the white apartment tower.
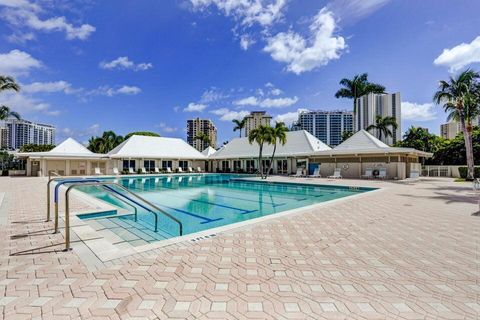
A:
[187,118,217,152]
[3,119,55,150]
[244,111,272,137]
[355,92,401,145]
[293,110,353,147]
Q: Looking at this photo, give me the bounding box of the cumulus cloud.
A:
[190,0,287,27]
[0,49,41,76]
[183,102,207,112]
[157,122,178,133]
[22,81,74,94]
[434,36,480,72]
[99,56,153,71]
[0,91,54,115]
[327,0,391,23]
[89,85,142,97]
[210,108,250,121]
[234,95,298,108]
[0,2,95,41]
[402,102,437,121]
[274,108,309,126]
[240,34,255,50]
[263,8,346,74]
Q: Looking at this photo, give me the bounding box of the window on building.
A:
[122,160,135,170]
[246,160,255,173]
[233,160,241,172]
[143,160,155,172]
[179,160,188,170]
[162,160,172,170]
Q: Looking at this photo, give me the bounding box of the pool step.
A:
[77,209,135,221]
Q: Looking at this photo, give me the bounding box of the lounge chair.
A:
[361,169,373,179]
[94,167,102,175]
[112,167,119,175]
[197,167,202,173]
[178,167,183,173]
[328,168,342,179]
[128,167,135,174]
[166,167,172,173]
[308,167,321,178]
[141,167,148,174]
[378,168,387,179]
[154,167,160,174]
[291,168,305,177]
[188,167,193,173]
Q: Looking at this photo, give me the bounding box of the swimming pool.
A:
[76,174,375,244]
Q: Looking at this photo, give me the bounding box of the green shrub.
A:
[458,167,480,179]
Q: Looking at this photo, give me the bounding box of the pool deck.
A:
[0,175,478,319]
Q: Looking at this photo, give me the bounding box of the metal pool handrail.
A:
[46,171,62,222]
[62,181,183,251]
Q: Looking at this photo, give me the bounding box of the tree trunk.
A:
[462,117,475,180]
[258,144,263,179]
[265,143,277,179]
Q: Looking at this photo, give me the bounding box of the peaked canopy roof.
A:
[311,129,432,157]
[108,135,205,159]
[210,130,331,159]
[202,146,217,157]
[17,138,105,159]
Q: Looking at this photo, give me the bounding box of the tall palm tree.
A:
[366,115,398,142]
[87,131,124,153]
[232,118,246,138]
[248,125,272,179]
[195,132,212,150]
[0,76,21,121]
[264,122,288,179]
[335,73,385,126]
[434,69,479,180]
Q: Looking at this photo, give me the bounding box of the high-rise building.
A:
[355,92,402,145]
[244,111,272,137]
[2,119,55,150]
[292,110,353,147]
[440,117,479,139]
[187,118,217,152]
[0,126,7,149]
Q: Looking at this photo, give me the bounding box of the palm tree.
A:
[366,115,398,142]
[232,118,246,138]
[334,73,385,123]
[87,131,124,153]
[0,76,21,121]
[248,125,272,179]
[264,122,288,179]
[195,132,212,150]
[434,69,479,180]
[341,130,353,142]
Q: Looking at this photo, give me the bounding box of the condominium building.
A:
[187,118,217,152]
[0,126,7,149]
[2,119,55,150]
[244,111,272,137]
[292,110,353,147]
[440,117,479,139]
[355,92,402,145]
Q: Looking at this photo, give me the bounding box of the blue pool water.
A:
[76,174,375,242]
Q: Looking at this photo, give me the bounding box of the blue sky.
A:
[0,0,479,145]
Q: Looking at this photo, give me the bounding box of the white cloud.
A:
[157,122,178,133]
[183,102,207,112]
[210,108,250,121]
[402,102,437,121]
[240,34,255,50]
[0,49,41,76]
[434,36,480,72]
[58,123,101,141]
[234,95,298,108]
[270,88,282,96]
[200,87,228,103]
[327,0,391,23]
[0,3,95,40]
[89,85,142,97]
[234,96,259,106]
[274,108,309,126]
[22,81,73,94]
[190,0,287,27]
[99,56,153,71]
[264,8,346,74]
[0,91,50,114]
[6,31,34,43]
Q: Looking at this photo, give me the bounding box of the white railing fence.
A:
[421,165,463,178]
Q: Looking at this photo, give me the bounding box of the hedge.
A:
[458,167,480,179]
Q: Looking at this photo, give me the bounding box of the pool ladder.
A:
[46,177,183,251]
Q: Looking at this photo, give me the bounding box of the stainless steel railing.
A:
[56,181,183,251]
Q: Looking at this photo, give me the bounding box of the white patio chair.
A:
[328,168,342,179]
[188,167,193,173]
[154,167,160,173]
[94,167,102,175]
[166,167,172,173]
[361,169,373,179]
[128,167,135,174]
[308,167,321,178]
[378,168,387,179]
[141,167,148,174]
[178,167,183,173]
[112,167,119,175]
[197,167,202,172]
[291,168,304,177]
